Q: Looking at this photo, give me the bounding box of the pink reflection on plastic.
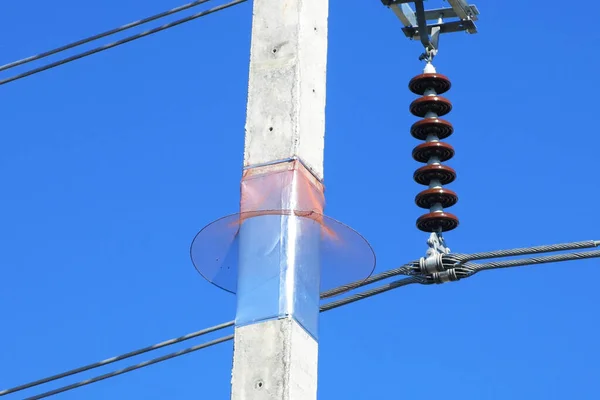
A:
[235,160,338,241]
[190,210,376,294]
[240,159,325,213]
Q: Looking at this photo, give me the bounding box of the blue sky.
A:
[2,0,600,399]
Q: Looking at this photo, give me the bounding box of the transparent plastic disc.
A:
[190,210,376,294]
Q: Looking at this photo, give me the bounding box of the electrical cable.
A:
[320,262,418,299]
[324,240,600,298]
[320,276,425,311]
[3,260,423,397]
[434,249,600,282]
[0,321,234,396]
[469,249,600,273]
[2,265,418,397]
[4,240,599,397]
[23,335,235,400]
[0,0,213,73]
[452,240,600,263]
[320,239,600,296]
[0,0,248,86]
[3,265,419,397]
[21,276,422,399]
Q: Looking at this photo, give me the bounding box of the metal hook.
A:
[419,47,437,63]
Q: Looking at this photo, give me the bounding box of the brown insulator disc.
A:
[412,141,455,163]
[410,118,454,141]
[409,73,451,95]
[410,95,452,118]
[413,164,457,186]
[415,188,459,209]
[416,212,459,233]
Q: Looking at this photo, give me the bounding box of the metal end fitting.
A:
[431,269,459,284]
[419,253,444,274]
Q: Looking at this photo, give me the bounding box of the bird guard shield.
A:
[190,159,376,339]
[236,160,325,338]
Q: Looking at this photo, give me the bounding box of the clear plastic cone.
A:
[190,209,376,294]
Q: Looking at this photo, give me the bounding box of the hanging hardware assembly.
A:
[381,0,479,269]
[381,0,479,62]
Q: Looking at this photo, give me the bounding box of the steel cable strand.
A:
[20,277,424,399]
[20,246,599,399]
[0,0,213,72]
[321,276,429,310]
[465,250,600,274]
[320,261,419,299]
[0,321,235,396]
[3,262,420,397]
[0,0,248,86]
[450,240,600,263]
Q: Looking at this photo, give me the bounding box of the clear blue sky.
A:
[2,1,600,399]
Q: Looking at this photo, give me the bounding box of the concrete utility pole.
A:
[230,0,329,398]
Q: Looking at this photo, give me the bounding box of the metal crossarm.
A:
[381,0,479,59]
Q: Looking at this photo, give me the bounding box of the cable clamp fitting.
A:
[431,269,459,284]
[419,232,451,274]
[419,253,444,274]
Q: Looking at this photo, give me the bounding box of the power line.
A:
[22,276,422,400]
[452,240,600,263]
[469,249,600,273]
[23,335,235,400]
[0,0,213,73]
[3,263,420,397]
[0,321,234,397]
[322,239,600,297]
[320,276,425,311]
[4,240,599,398]
[0,0,248,86]
[321,261,418,299]
[429,249,600,282]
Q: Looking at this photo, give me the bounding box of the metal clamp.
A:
[431,269,459,284]
[418,232,451,275]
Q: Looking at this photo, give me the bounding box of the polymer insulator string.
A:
[409,62,459,233]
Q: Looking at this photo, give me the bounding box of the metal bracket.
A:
[381,0,479,60]
[426,232,450,257]
[417,232,451,275]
